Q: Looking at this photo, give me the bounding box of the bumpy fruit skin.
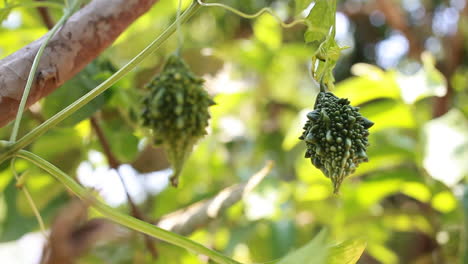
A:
[299,91,374,193]
[141,55,215,187]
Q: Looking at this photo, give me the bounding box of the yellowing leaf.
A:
[327,238,366,264]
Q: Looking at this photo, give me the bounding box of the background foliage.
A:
[1,0,468,263]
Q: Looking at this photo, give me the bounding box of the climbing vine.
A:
[0,0,368,263]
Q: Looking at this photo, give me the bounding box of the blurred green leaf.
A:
[17,173,64,215]
[360,100,415,132]
[432,191,457,213]
[271,220,296,258]
[0,182,36,242]
[295,0,314,15]
[327,238,366,264]
[254,14,282,50]
[382,213,432,234]
[100,118,139,163]
[367,244,399,264]
[354,168,426,207]
[0,181,66,242]
[462,185,468,264]
[0,166,13,194]
[42,59,114,127]
[278,229,329,264]
[0,7,11,23]
[335,65,400,106]
[278,229,365,264]
[422,109,468,186]
[31,127,83,173]
[282,109,309,151]
[304,0,340,86]
[304,0,334,54]
[397,52,447,104]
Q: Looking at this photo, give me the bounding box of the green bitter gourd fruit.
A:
[141,55,215,187]
[299,85,374,194]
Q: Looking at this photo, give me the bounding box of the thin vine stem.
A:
[5,3,77,242]
[15,150,242,264]
[9,10,70,142]
[0,1,201,164]
[11,164,48,238]
[196,0,308,28]
[176,0,183,55]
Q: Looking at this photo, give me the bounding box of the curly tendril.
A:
[196,0,310,28]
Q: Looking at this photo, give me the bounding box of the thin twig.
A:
[433,4,468,117]
[17,149,242,264]
[35,0,54,29]
[157,161,274,235]
[376,0,423,58]
[89,116,158,258]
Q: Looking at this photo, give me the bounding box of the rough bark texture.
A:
[0,0,159,127]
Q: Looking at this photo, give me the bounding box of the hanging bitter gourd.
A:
[141,55,215,187]
[299,83,374,193]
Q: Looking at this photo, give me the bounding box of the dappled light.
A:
[1,0,468,263]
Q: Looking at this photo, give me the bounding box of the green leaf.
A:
[355,169,420,207]
[278,230,366,264]
[462,185,468,264]
[271,220,296,258]
[327,238,366,264]
[100,117,139,163]
[282,109,310,151]
[0,181,66,242]
[335,64,401,105]
[422,109,468,186]
[17,172,64,215]
[278,229,329,264]
[42,59,114,127]
[396,52,447,104]
[0,7,11,23]
[254,14,282,50]
[0,182,36,242]
[431,191,457,213]
[31,127,84,173]
[359,100,415,132]
[367,244,399,264]
[295,0,314,15]
[304,0,335,55]
[303,0,342,85]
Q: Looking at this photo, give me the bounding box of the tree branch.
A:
[0,0,159,127]
[90,115,158,258]
[376,0,423,58]
[433,4,468,117]
[157,161,274,236]
[39,161,273,263]
[35,0,55,30]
